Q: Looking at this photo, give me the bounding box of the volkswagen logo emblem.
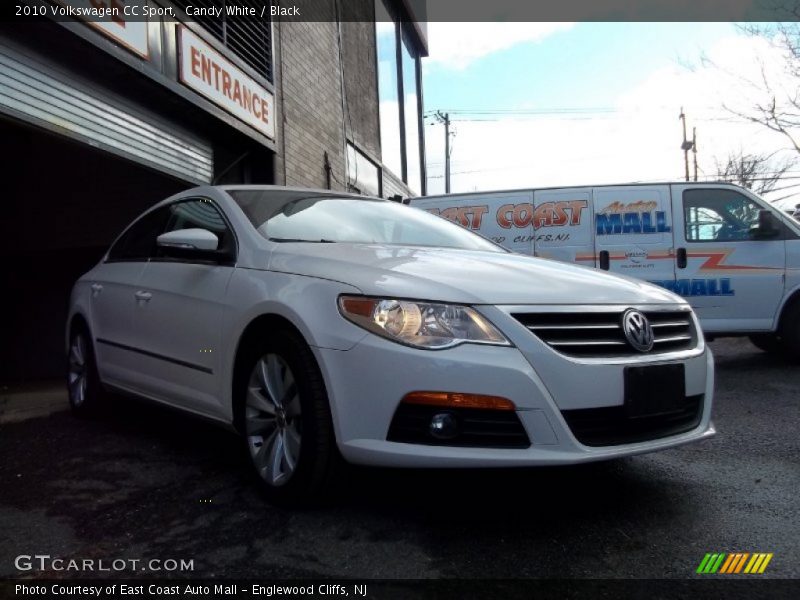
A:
[621,309,654,352]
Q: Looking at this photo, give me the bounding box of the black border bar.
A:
[2,579,799,600]
[5,0,800,23]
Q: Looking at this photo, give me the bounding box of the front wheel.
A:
[779,302,800,363]
[749,333,784,355]
[236,329,341,505]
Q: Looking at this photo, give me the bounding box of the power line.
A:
[760,181,800,194]
[427,166,800,180]
[424,115,748,124]
[425,105,725,117]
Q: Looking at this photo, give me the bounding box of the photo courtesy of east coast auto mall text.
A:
[0,0,797,599]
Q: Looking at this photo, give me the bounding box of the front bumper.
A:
[313,318,715,468]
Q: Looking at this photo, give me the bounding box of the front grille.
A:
[512,310,696,357]
[387,405,531,449]
[561,394,704,447]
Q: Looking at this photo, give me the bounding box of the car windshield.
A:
[229,190,505,252]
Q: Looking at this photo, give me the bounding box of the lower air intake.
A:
[561,394,704,447]
[387,404,531,449]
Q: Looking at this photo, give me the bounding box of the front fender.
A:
[65,278,94,352]
[219,269,369,419]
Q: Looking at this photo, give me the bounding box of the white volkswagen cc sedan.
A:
[67,186,715,503]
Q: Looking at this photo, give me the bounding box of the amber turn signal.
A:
[402,391,516,411]
[339,296,377,317]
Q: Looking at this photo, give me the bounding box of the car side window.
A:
[107,206,171,261]
[157,198,235,259]
[683,189,763,242]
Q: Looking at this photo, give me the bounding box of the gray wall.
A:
[341,1,382,161]
[275,0,409,197]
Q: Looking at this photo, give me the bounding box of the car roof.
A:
[218,185,380,202]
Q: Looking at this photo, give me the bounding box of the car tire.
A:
[67,324,106,416]
[235,328,341,505]
[748,333,784,355]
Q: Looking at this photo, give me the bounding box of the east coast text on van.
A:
[424,200,588,230]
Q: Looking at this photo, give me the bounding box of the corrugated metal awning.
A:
[0,43,214,184]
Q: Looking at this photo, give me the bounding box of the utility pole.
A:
[444,113,451,193]
[679,107,693,182]
[434,111,452,193]
[692,127,698,182]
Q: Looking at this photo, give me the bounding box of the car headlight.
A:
[338,296,511,350]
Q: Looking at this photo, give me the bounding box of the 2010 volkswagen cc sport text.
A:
[67,186,715,504]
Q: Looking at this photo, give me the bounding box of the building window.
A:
[375,0,424,195]
[402,30,422,195]
[172,0,273,84]
[347,143,382,197]
[375,2,402,179]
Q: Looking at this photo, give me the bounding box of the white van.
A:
[410,182,800,357]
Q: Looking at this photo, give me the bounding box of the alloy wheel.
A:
[245,354,302,487]
[68,333,88,407]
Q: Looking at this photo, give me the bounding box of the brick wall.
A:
[275,0,415,198]
[341,1,381,161]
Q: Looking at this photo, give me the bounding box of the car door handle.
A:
[676,248,687,269]
[135,291,152,302]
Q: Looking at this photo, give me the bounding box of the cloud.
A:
[613,33,796,189]
[425,32,800,203]
[425,22,574,70]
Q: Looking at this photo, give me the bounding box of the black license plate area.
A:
[624,364,685,418]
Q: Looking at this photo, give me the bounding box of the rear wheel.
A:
[67,325,105,415]
[236,328,340,505]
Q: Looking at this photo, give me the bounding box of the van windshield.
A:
[229,191,505,252]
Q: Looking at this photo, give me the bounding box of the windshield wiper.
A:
[269,238,337,243]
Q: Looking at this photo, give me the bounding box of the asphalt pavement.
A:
[0,338,798,581]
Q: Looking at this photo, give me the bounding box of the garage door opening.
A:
[1,120,189,381]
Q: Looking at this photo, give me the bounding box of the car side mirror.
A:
[156,228,230,262]
[751,210,780,240]
[157,228,219,251]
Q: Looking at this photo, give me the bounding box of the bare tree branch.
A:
[715,150,796,194]
[713,11,800,160]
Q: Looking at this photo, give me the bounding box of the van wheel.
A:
[235,328,341,505]
[748,333,783,355]
[67,325,106,415]
[779,302,800,362]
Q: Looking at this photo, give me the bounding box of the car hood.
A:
[264,243,683,306]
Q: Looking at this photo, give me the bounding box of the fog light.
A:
[429,412,458,440]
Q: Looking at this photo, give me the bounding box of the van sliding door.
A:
[593,185,676,288]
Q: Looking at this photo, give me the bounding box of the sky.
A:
[421,22,800,208]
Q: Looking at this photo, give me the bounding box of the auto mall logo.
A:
[625,246,648,264]
[622,309,654,352]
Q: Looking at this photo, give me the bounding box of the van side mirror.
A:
[751,210,780,240]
